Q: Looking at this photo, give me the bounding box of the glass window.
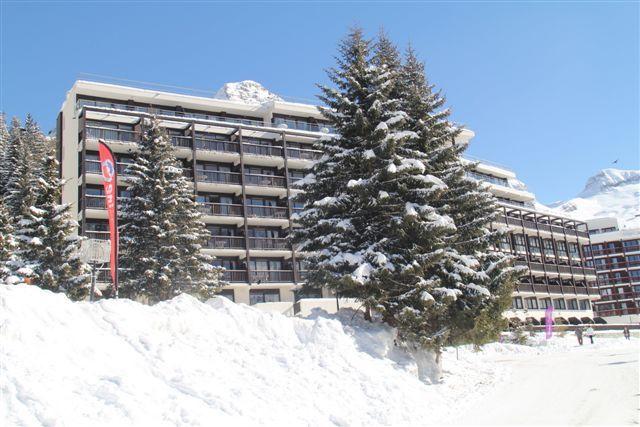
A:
[512,297,523,309]
[579,300,591,310]
[525,298,538,309]
[539,298,551,309]
[219,290,235,302]
[553,299,566,310]
[623,239,639,248]
[249,289,280,305]
[567,299,578,310]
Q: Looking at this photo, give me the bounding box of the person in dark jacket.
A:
[623,327,631,340]
[575,327,584,345]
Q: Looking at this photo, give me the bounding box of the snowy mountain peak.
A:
[214,80,283,105]
[577,168,640,198]
[549,168,640,229]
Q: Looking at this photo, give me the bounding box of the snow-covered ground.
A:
[1,285,638,426]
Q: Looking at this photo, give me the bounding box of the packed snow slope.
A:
[1,285,503,426]
[550,168,640,229]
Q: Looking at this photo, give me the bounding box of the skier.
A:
[575,327,584,345]
[585,326,596,344]
[623,326,630,340]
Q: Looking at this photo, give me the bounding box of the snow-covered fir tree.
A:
[294,28,426,318]
[0,114,9,195]
[3,117,38,217]
[0,197,17,282]
[383,46,520,382]
[120,118,223,302]
[296,30,519,383]
[9,155,90,299]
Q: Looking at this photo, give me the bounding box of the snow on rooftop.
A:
[214,80,283,105]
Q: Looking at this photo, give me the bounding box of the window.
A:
[553,299,566,310]
[630,270,640,280]
[513,234,527,252]
[248,227,282,238]
[528,237,541,254]
[213,258,243,270]
[539,298,552,309]
[556,242,568,258]
[525,298,538,310]
[249,289,280,305]
[249,258,283,271]
[543,240,556,258]
[623,239,639,248]
[219,289,235,302]
[568,243,580,258]
[498,235,511,252]
[512,297,523,309]
[567,299,578,310]
[579,300,591,310]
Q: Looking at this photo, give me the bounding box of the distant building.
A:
[56,79,599,322]
[584,217,640,323]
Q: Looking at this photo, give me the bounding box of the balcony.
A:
[243,143,283,157]
[85,160,133,176]
[286,147,323,161]
[222,270,248,283]
[244,174,286,188]
[249,270,294,283]
[597,292,639,302]
[245,205,289,219]
[248,237,289,250]
[598,276,640,286]
[86,126,138,143]
[197,203,243,217]
[195,170,241,185]
[595,307,640,317]
[272,117,335,134]
[84,195,106,209]
[170,135,192,149]
[206,236,245,250]
[85,230,110,240]
[195,137,240,154]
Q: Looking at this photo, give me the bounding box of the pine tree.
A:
[10,155,90,299]
[294,28,418,317]
[0,197,17,282]
[0,113,9,196]
[120,118,223,303]
[3,118,38,217]
[384,46,520,382]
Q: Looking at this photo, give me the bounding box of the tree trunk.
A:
[412,346,443,384]
[363,304,372,322]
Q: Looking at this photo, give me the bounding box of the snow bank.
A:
[1,285,502,426]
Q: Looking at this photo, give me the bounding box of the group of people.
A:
[574,326,632,345]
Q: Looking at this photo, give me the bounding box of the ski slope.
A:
[1,285,638,426]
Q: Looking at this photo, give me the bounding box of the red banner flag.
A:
[97,140,119,296]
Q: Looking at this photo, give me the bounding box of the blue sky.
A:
[1,1,638,203]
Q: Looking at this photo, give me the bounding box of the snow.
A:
[547,168,640,229]
[2,285,638,426]
[213,81,283,105]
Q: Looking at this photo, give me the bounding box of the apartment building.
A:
[466,163,600,325]
[584,217,640,323]
[57,80,598,321]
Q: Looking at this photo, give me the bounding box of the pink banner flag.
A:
[97,140,119,297]
[545,305,554,339]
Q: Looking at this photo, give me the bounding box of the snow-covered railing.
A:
[272,117,335,134]
[462,154,514,172]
